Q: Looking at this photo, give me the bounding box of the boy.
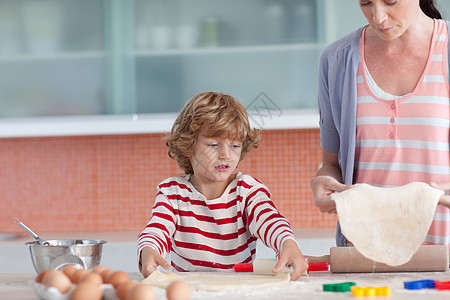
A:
[138,91,308,280]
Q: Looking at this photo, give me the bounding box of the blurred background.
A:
[0,0,449,272]
[0,0,369,118]
[0,0,448,118]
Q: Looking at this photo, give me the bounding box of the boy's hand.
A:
[140,247,172,278]
[272,239,308,281]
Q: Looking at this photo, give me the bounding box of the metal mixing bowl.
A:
[26,239,106,273]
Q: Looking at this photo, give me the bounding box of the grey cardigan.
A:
[317,21,450,246]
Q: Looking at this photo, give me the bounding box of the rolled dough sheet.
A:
[141,271,290,291]
[331,182,443,266]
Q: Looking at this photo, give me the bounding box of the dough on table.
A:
[331,182,444,266]
[142,270,290,291]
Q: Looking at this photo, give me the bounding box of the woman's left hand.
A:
[431,182,450,208]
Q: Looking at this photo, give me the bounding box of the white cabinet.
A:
[0,0,448,136]
[133,0,322,113]
[0,0,105,118]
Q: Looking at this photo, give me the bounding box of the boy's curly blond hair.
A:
[165,91,261,174]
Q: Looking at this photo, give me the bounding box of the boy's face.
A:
[190,127,242,185]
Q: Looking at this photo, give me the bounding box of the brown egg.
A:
[36,270,49,283]
[42,270,72,294]
[70,269,89,284]
[100,269,114,282]
[91,265,108,274]
[62,266,79,279]
[127,284,155,300]
[70,282,102,300]
[106,271,130,288]
[79,271,103,286]
[167,280,191,300]
[116,281,138,300]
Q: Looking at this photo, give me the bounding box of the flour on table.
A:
[142,270,290,291]
[332,182,443,266]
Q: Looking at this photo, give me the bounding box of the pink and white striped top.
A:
[137,172,296,272]
[355,20,450,247]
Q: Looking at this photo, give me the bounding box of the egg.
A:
[127,284,155,300]
[167,280,191,300]
[100,268,114,282]
[116,281,138,300]
[42,270,72,294]
[91,265,108,274]
[62,265,79,279]
[70,282,102,300]
[70,269,89,284]
[35,270,49,283]
[106,271,130,288]
[79,271,103,286]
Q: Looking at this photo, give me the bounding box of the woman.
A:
[312,0,450,247]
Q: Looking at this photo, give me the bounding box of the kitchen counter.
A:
[0,231,142,273]
[2,271,450,300]
[3,231,450,299]
[0,229,336,273]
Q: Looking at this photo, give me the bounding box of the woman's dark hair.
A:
[420,0,442,19]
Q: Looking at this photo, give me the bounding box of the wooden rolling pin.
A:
[234,259,329,275]
[308,245,449,273]
[235,259,293,275]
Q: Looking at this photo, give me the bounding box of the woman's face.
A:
[359,0,422,40]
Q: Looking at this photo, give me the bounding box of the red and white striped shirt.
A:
[137,172,296,272]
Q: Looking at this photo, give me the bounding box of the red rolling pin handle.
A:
[307,261,329,273]
[234,263,253,272]
[234,261,329,273]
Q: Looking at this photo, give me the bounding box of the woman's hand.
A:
[273,239,309,281]
[431,182,450,209]
[140,247,172,278]
[312,150,351,214]
[311,175,350,214]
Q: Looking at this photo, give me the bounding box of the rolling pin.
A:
[234,259,329,275]
[307,245,449,273]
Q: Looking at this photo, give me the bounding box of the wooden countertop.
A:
[2,271,450,300]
